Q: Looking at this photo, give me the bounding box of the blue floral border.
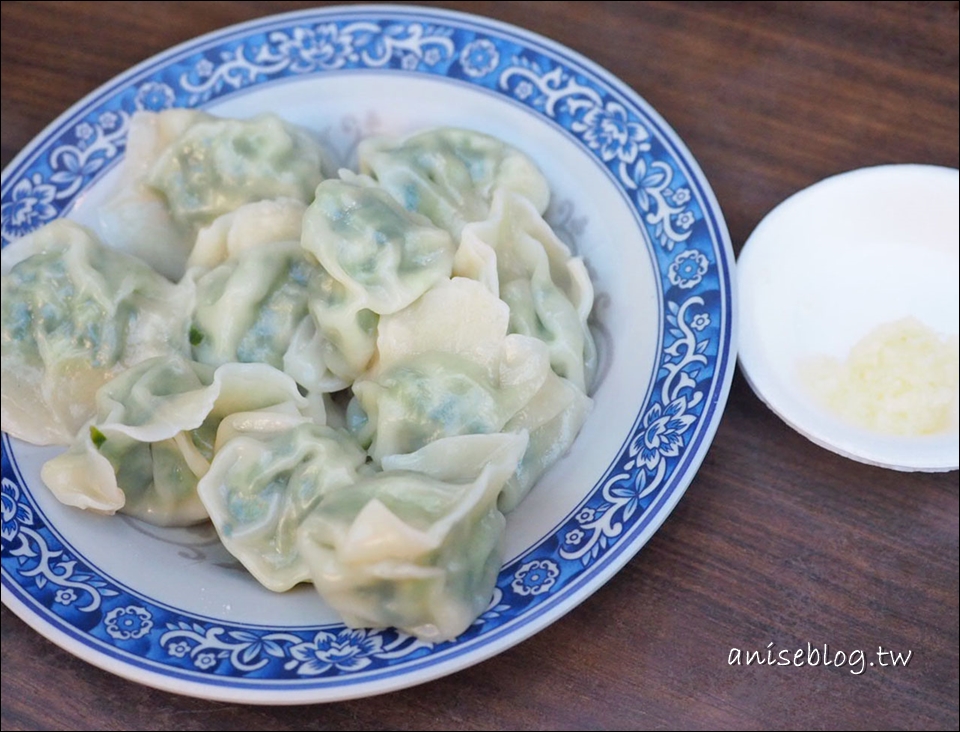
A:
[1,6,734,695]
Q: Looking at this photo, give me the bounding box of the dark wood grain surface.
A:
[2,1,958,729]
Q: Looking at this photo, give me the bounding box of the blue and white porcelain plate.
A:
[1,5,735,703]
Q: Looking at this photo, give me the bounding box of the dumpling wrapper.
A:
[40,357,319,526]
[187,197,307,270]
[458,190,597,392]
[373,276,510,380]
[297,430,528,641]
[188,240,346,395]
[100,110,325,279]
[197,421,369,591]
[358,127,550,238]
[1,220,190,445]
[500,370,592,512]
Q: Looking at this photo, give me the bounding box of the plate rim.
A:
[1,2,737,703]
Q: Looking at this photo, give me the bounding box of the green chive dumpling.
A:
[300,178,456,382]
[297,430,528,641]
[302,178,456,315]
[188,240,347,395]
[99,110,326,279]
[197,420,369,592]
[40,356,317,526]
[358,127,550,237]
[1,220,190,445]
[458,190,597,392]
[147,112,325,229]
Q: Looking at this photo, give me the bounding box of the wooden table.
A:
[2,2,957,729]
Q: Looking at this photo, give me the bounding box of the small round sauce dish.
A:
[738,164,959,471]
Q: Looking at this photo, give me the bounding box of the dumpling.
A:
[148,112,324,227]
[373,276,510,377]
[189,240,346,395]
[40,356,317,527]
[348,335,549,464]
[349,276,592,510]
[1,220,190,445]
[97,109,202,279]
[358,127,550,237]
[499,369,592,512]
[99,111,326,279]
[301,179,456,381]
[197,421,369,591]
[352,338,589,512]
[297,430,528,641]
[187,197,307,269]
[301,179,455,314]
[350,352,513,460]
[458,190,597,392]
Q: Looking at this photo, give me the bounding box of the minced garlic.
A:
[800,317,959,436]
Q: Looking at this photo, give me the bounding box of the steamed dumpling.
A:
[1,220,190,445]
[40,356,317,526]
[147,113,325,228]
[301,178,456,381]
[358,127,550,237]
[349,277,528,458]
[302,179,456,314]
[99,110,326,279]
[197,420,369,591]
[297,430,528,641]
[189,240,346,395]
[97,109,202,279]
[348,276,592,510]
[458,190,597,392]
[348,350,532,460]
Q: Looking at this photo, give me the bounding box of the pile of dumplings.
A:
[0,111,596,641]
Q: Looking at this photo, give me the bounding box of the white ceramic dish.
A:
[738,164,958,471]
[0,5,736,702]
